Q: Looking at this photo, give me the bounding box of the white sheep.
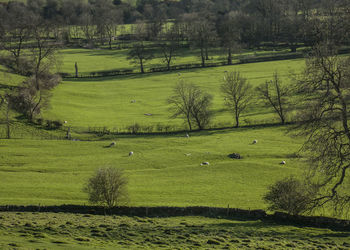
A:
[253,139,258,144]
[131,100,136,103]
[280,160,286,165]
[129,151,134,157]
[201,162,210,166]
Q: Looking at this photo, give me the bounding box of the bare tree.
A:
[83,167,128,208]
[257,72,289,125]
[168,80,213,131]
[91,0,123,49]
[158,23,180,71]
[293,45,350,214]
[182,13,217,67]
[189,87,213,130]
[0,2,35,73]
[127,24,153,74]
[80,7,95,47]
[127,41,153,74]
[25,23,61,121]
[218,13,242,65]
[221,71,252,128]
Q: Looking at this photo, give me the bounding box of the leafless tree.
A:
[168,80,213,130]
[257,72,289,125]
[158,23,180,71]
[91,0,123,49]
[83,167,128,208]
[218,12,242,65]
[182,13,217,67]
[221,71,252,128]
[293,44,350,215]
[0,2,36,73]
[80,9,95,47]
[127,24,153,74]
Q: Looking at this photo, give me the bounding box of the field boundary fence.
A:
[1,204,349,231]
[59,51,308,79]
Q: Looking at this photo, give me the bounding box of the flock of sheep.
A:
[106,134,286,166]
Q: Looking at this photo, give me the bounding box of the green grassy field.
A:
[1,212,349,249]
[0,55,309,211]
[44,58,304,131]
[57,47,293,75]
[0,126,304,209]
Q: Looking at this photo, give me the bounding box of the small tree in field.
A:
[256,72,289,125]
[263,176,318,215]
[168,80,213,130]
[83,167,128,208]
[221,71,252,128]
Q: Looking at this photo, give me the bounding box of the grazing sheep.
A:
[109,141,116,147]
[144,113,152,116]
[201,162,210,166]
[280,160,286,165]
[253,139,258,144]
[129,151,134,156]
[64,121,68,124]
[185,153,191,156]
[131,100,136,103]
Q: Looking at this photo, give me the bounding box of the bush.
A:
[127,123,141,134]
[83,167,128,208]
[45,120,63,130]
[263,176,318,215]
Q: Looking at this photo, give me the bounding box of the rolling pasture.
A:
[0,126,303,209]
[2,48,346,248]
[44,55,304,130]
[0,55,307,209]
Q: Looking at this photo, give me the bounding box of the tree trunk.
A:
[187,116,192,131]
[235,109,239,128]
[279,114,285,125]
[75,62,78,78]
[205,47,209,60]
[140,59,144,74]
[227,47,232,65]
[167,61,171,71]
[200,48,205,67]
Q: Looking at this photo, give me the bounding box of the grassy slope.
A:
[44,58,304,130]
[1,212,349,249]
[0,126,304,209]
[57,47,292,75]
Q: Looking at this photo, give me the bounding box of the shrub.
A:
[127,123,141,134]
[83,167,128,208]
[45,120,63,130]
[263,176,318,215]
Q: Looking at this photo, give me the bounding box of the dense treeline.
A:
[0,0,349,75]
[1,0,349,50]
